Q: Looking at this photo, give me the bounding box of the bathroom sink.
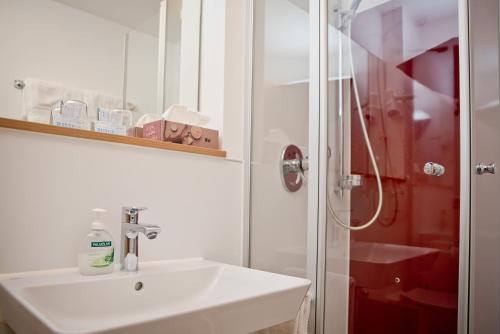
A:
[0,258,310,334]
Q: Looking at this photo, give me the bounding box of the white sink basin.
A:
[0,259,310,334]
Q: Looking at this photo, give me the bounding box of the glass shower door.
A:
[325,0,462,333]
[250,0,311,281]
[249,2,344,332]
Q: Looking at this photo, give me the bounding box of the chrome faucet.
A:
[120,207,161,272]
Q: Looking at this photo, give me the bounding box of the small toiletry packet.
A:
[51,100,89,130]
[93,121,127,136]
[52,114,87,129]
[127,127,143,138]
[93,108,132,135]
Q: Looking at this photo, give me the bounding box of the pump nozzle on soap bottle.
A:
[91,208,106,230]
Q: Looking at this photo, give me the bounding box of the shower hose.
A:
[327,20,383,231]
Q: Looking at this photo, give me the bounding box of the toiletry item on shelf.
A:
[23,78,136,125]
[143,120,219,149]
[93,108,132,135]
[50,100,89,130]
[127,113,162,138]
[127,127,143,138]
[162,104,210,127]
[135,113,162,128]
[78,208,115,276]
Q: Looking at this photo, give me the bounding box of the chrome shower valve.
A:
[340,174,363,189]
[280,145,308,192]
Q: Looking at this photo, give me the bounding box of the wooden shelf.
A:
[0,118,227,158]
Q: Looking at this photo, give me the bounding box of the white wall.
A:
[127,30,159,115]
[164,0,182,110]
[199,0,226,134]
[199,0,246,161]
[222,0,246,162]
[0,128,243,274]
[179,0,202,111]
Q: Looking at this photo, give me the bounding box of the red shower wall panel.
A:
[347,4,460,333]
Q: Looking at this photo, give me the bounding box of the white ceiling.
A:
[52,0,162,35]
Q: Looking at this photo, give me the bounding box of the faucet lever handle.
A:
[129,206,148,212]
[122,206,148,224]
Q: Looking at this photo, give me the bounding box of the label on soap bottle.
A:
[86,244,114,268]
[91,241,112,247]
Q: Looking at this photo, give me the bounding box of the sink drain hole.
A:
[135,282,143,291]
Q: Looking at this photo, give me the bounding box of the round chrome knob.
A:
[423,162,445,176]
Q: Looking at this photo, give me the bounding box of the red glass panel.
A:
[348,1,460,333]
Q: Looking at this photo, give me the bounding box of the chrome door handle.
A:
[423,162,445,176]
[476,162,496,175]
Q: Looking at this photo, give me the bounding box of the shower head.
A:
[336,0,362,31]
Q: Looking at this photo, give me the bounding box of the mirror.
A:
[0,0,201,133]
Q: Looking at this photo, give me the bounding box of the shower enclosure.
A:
[247,0,498,333]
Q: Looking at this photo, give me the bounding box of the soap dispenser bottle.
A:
[78,208,115,275]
